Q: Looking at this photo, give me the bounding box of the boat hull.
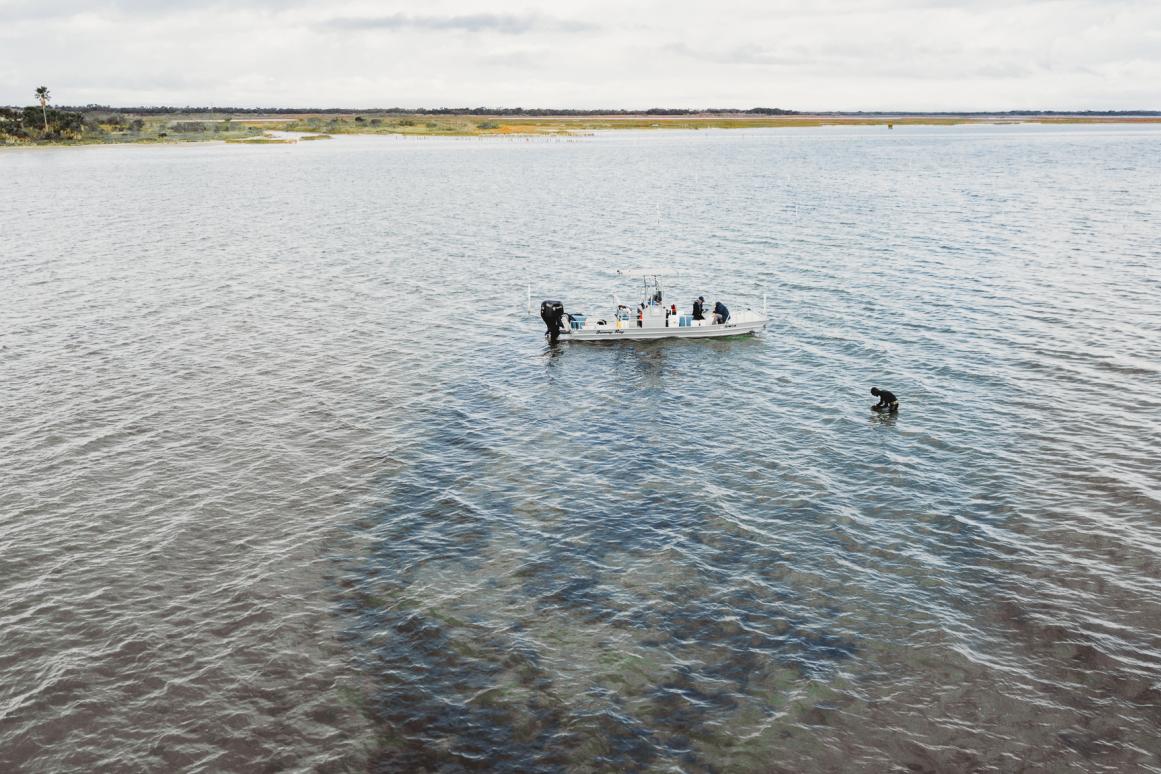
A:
[561,316,765,342]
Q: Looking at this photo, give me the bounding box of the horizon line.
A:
[4,104,1160,116]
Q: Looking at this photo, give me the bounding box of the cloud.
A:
[0,0,305,20]
[322,12,597,35]
[663,42,792,67]
[663,40,1043,81]
[0,0,1157,109]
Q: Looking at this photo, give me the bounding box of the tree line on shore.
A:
[0,108,88,139]
[4,104,802,117]
[1,87,82,140]
[6,86,1158,144]
[0,105,155,141]
[7,103,1158,119]
[1,86,252,142]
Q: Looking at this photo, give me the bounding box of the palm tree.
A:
[35,86,50,131]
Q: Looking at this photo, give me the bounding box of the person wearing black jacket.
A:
[871,387,899,412]
[713,301,730,324]
[692,296,706,320]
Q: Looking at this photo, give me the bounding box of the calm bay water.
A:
[2,125,1160,772]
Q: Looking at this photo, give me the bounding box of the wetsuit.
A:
[713,302,729,324]
[873,389,899,412]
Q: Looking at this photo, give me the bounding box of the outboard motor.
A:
[540,300,565,343]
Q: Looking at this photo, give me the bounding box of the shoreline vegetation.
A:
[3,104,1160,147]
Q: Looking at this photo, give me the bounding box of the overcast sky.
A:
[1,0,1159,110]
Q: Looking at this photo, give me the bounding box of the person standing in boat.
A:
[713,301,730,324]
[692,296,706,320]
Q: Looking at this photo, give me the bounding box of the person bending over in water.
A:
[871,387,899,413]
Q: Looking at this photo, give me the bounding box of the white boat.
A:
[538,269,767,342]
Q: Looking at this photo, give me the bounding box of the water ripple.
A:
[3,125,1161,772]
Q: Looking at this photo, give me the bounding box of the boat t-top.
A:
[538,269,767,342]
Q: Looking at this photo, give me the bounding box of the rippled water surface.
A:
[3,125,1161,772]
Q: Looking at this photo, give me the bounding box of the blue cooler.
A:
[570,313,587,330]
[679,315,692,327]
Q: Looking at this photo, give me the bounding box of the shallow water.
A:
[2,125,1160,772]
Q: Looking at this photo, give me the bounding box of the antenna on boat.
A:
[527,284,532,315]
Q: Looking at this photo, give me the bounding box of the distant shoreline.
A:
[6,105,1159,117]
[4,110,1161,148]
